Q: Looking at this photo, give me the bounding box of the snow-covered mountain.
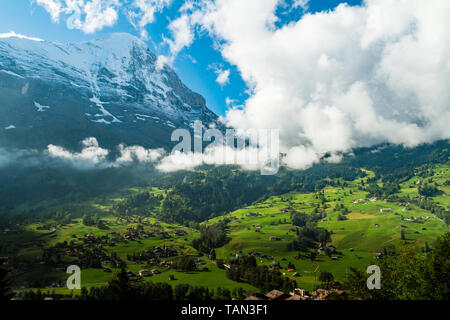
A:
[0,33,219,150]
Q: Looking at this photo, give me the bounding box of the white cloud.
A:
[173,0,450,170]
[116,145,165,163]
[156,55,170,70]
[225,97,238,107]
[47,137,110,169]
[0,31,44,42]
[34,0,171,35]
[208,63,231,86]
[128,0,172,39]
[161,13,195,64]
[215,69,230,86]
[292,0,310,11]
[45,137,165,169]
[156,144,273,173]
[33,0,121,34]
[79,0,120,34]
[33,0,63,22]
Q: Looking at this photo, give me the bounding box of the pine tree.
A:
[0,267,14,300]
[107,269,134,300]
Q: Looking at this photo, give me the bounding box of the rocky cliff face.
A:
[0,33,219,150]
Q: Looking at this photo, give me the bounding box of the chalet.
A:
[370,197,380,202]
[380,208,393,213]
[352,199,364,204]
[139,269,152,277]
[244,291,268,300]
[286,294,306,300]
[290,288,310,299]
[312,289,347,300]
[151,269,161,275]
[159,261,172,267]
[173,229,187,236]
[269,236,282,241]
[265,290,291,301]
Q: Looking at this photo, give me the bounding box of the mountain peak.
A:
[0,32,219,150]
[84,33,149,52]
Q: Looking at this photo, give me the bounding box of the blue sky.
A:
[0,0,361,116]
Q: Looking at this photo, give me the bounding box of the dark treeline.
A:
[192,220,231,254]
[412,197,450,224]
[113,191,162,216]
[287,225,331,252]
[349,140,450,179]
[225,255,297,293]
[18,268,246,300]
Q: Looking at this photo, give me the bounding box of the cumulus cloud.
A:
[33,0,120,34]
[116,145,165,164]
[33,0,63,22]
[33,0,169,35]
[45,137,165,169]
[208,63,231,86]
[215,69,230,86]
[164,13,195,60]
[47,137,110,169]
[1,137,270,173]
[156,144,275,173]
[163,0,450,170]
[155,55,170,70]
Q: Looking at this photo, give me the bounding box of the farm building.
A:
[138,269,152,277]
[380,208,393,213]
[265,290,291,300]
